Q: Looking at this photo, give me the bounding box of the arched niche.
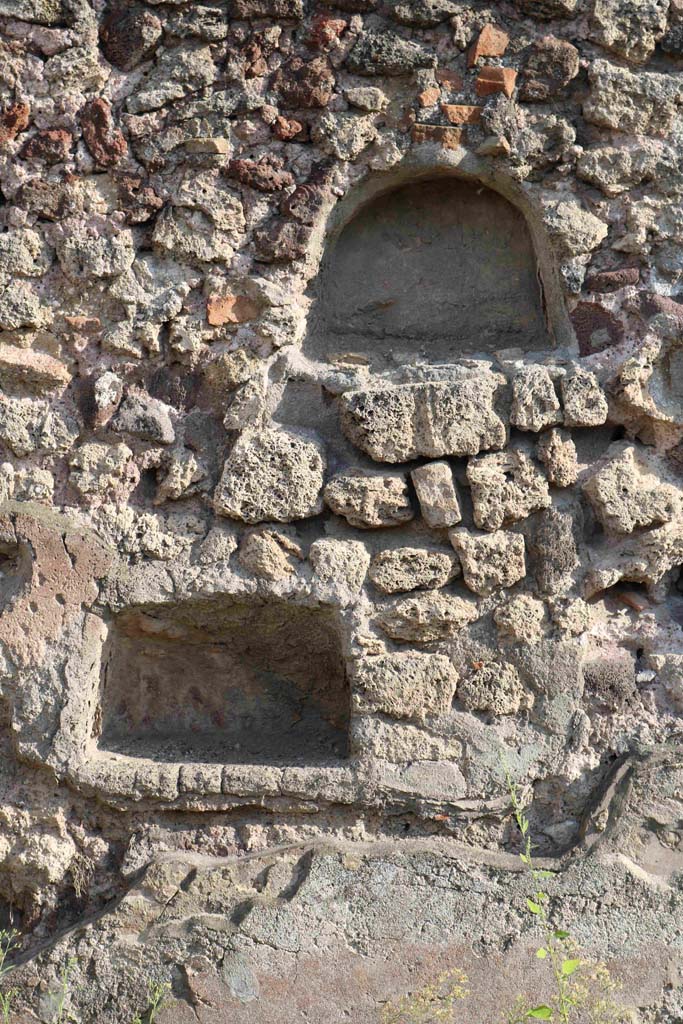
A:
[304,176,554,367]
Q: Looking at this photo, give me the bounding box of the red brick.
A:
[80,98,127,167]
[411,124,465,149]
[441,103,482,125]
[436,68,464,88]
[418,87,440,107]
[468,24,509,67]
[0,101,30,144]
[476,66,517,98]
[206,295,260,326]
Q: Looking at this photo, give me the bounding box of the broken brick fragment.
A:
[476,66,517,98]
[411,124,464,149]
[419,87,441,107]
[468,24,510,67]
[206,295,260,326]
[441,103,482,124]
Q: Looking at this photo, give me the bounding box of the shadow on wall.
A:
[304,178,549,368]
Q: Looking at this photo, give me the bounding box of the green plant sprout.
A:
[53,957,78,1024]
[131,980,171,1024]
[0,929,18,1024]
[380,969,469,1024]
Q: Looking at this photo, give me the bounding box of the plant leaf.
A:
[536,948,548,959]
[561,959,581,976]
[526,899,541,914]
[554,930,569,939]
[527,1007,553,1019]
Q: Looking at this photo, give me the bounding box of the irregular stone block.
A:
[584,60,683,137]
[561,368,608,427]
[589,0,668,65]
[272,56,334,109]
[0,345,70,393]
[215,429,326,524]
[541,197,608,259]
[324,471,413,528]
[55,223,135,281]
[513,0,579,17]
[519,36,580,102]
[368,547,459,594]
[346,30,436,75]
[510,365,562,432]
[100,5,162,71]
[449,529,526,595]
[112,392,175,444]
[537,428,578,488]
[583,443,681,534]
[312,112,378,160]
[353,653,458,721]
[0,228,51,277]
[530,507,578,595]
[390,0,459,25]
[410,461,462,528]
[585,518,683,597]
[466,450,551,531]
[583,648,637,710]
[494,594,546,643]
[457,661,530,716]
[340,377,507,463]
[309,538,370,601]
[238,529,302,580]
[376,591,480,642]
[69,443,138,504]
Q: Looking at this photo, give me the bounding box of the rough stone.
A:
[390,0,459,25]
[238,529,302,579]
[272,56,334,109]
[69,443,139,505]
[457,661,530,716]
[510,365,562,432]
[513,0,579,16]
[584,60,683,136]
[346,31,436,75]
[376,591,480,642]
[353,653,458,720]
[80,98,127,167]
[100,4,162,70]
[324,471,414,528]
[112,392,175,445]
[308,538,370,599]
[582,443,682,534]
[410,461,462,528]
[583,648,637,709]
[494,593,546,642]
[541,198,608,259]
[589,0,669,65]
[530,507,579,594]
[368,547,458,594]
[340,377,507,463]
[561,368,608,427]
[449,529,527,595]
[0,346,70,393]
[520,36,580,102]
[466,450,551,531]
[215,429,326,524]
[537,428,578,487]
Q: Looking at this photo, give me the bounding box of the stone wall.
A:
[0,0,682,1020]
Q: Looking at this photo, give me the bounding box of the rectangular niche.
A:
[98,596,349,765]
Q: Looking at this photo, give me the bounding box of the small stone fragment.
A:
[468,24,509,66]
[510,365,562,432]
[353,653,458,722]
[369,547,458,594]
[272,56,334,109]
[494,594,546,643]
[582,443,681,534]
[345,86,388,111]
[476,67,517,98]
[80,98,127,167]
[584,60,683,137]
[589,0,668,65]
[215,429,325,524]
[458,661,529,716]
[583,648,637,710]
[309,538,370,599]
[410,461,462,528]
[513,0,579,17]
[449,529,526,595]
[22,129,72,163]
[324,471,413,528]
[377,591,479,643]
[232,0,303,16]
[206,294,259,326]
[112,392,175,445]
[69,442,139,504]
[238,529,302,580]
[390,0,459,26]
[519,36,579,102]
[466,450,551,531]
[0,101,30,144]
[561,368,608,427]
[537,428,578,488]
[155,449,206,503]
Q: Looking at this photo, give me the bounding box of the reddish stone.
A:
[273,115,304,139]
[630,291,683,329]
[468,24,509,67]
[441,103,482,124]
[22,129,73,163]
[435,68,464,88]
[80,98,127,167]
[206,294,260,326]
[0,101,30,144]
[244,39,269,78]
[272,55,335,109]
[99,4,162,71]
[411,124,464,149]
[570,302,624,356]
[116,175,163,224]
[280,166,333,223]
[476,66,517,97]
[519,35,579,102]
[254,218,313,262]
[419,87,441,107]
[306,14,347,49]
[585,266,640,293]
[226,156,295,191]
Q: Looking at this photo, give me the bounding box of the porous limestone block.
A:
[457,661,531,716]
[215,429,326,524]
[376,591,480,642]
[238,529,303,580]
[410,461,462,528]
[537,428,578,488]
[340,376,507,463]
[324,471,413,528]
[494,594,546,643]
[449,529,526,595]
[510,364,562,432]
[368,547,459,594]
[309,538,371,600]
[353,652,458,722]
[583,443,682,534]
[466,450,551,531]
[561,367,608,427]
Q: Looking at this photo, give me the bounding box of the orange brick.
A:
[411,124,464,150]
[468,24,510,67]
[418,87,441,108]
[476,66,518,98]
[441,103,482,125]
[207,294,260,326]
[435,68,464,89]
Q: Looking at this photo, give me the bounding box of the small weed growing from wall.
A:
[0,930,18,1024]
